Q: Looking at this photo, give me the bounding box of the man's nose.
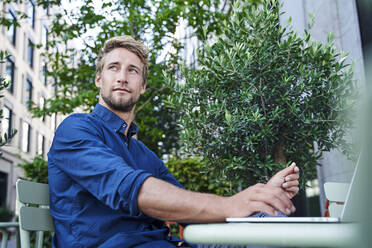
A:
[117,69,128,83]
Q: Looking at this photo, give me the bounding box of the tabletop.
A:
[184,222,359,247]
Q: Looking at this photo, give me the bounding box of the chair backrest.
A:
[16,179,54,248]
[324,182,350,217]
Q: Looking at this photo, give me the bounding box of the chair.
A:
[323,182,350,217]
[16,179,54,248]
[0,222,19,248]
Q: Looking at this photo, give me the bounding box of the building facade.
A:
[0,0,60,213]
[280,0,370,214]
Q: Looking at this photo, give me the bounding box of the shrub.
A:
[18,155,48,184]
[166,156,231,196]
[166,0,358,189]
[0,205,14,222]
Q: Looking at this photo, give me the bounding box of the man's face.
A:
[95,48,146,113]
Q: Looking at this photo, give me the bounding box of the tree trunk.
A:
[273,140,286,165]
[273,140,309,217]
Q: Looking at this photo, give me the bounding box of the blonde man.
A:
[48,35,299,248]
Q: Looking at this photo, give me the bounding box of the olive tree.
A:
[166,0,358,189]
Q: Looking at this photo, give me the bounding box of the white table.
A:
[184,222,359,247]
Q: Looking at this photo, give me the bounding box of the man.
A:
[48,35,300,248]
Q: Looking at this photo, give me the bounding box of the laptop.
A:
[226,154,361,223]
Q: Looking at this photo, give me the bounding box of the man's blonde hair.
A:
[96,35,149,84]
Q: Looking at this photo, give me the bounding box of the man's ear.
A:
[95,74,101,88]
[140,83,146,94]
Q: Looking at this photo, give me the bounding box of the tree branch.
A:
[135,85,167,114]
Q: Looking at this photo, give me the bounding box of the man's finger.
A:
[248,201,277,216]
[276,162,297,178]
[252,187,293,215]
[269,189,295,215]
[282,180,299,188]
[285,186,299,194]
[285,173,299,182]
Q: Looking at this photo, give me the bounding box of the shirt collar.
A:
[92,104,139,137]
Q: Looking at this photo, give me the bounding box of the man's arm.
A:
[138,176,295,223]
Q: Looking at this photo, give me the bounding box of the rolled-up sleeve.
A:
[48,115,152,216]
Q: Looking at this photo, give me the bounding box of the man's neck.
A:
[115,110,134,136]
[99,101,135,136]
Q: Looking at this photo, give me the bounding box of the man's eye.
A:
[129,68,138,73]
[108,66,117,70]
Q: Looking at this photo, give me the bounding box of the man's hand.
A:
[226,183,295,217]
[267,162,300,199]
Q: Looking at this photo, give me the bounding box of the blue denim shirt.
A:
[48,104,185,248]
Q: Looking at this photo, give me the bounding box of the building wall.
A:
[0,0,60,213]
[279,0,365,213]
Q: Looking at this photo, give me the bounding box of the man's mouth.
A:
[113,88,131,93]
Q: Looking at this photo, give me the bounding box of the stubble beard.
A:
[101,92,139,113]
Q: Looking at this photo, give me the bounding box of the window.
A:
[7,9,17,45]
[42,25,48,49]
[21,121,31,152]
[356,0,372,67]
[28,0,36,29]
[42,64,47,85]
[5,57,15,93]
[0,172,7,207]
[1,106,12,137]
[27,39,34,68]
[25,78,33,107]
[37,133,45,155]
